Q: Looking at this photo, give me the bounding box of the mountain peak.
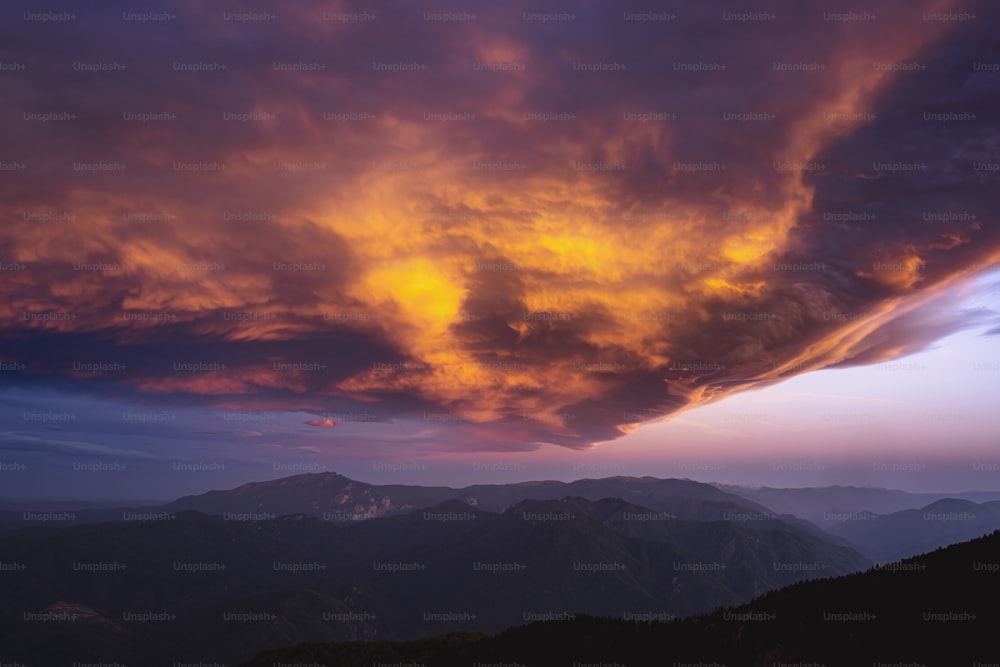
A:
[921,497,980,512]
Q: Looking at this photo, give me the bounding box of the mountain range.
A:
[6,472,1000,564]
[237,529,1000,666]
[828,497,1000,562]
[720,483,1000,528]
[4,472,1000,664]
[0,472,790,529]
[164,471,783,521]
[163,474,1000,562]
[0,488,867,665]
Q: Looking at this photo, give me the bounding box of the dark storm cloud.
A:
[0,0,997,450]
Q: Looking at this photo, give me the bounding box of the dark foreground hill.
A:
[239,530,1000,667]
[0,496,865,666]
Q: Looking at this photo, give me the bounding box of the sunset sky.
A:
[1,0,998,499]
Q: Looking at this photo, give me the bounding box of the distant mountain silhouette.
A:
[0,473,785,530]
[164,471,784,521]
[828,498,1000,562]
[238,530,1000,666]
[719,484,1000,529]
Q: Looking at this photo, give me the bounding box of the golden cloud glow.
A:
[0,0,994,449]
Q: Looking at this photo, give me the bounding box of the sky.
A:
[1,0,999,500]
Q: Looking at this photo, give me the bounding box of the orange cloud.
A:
[305,419,343,429]
[1,0,997,450]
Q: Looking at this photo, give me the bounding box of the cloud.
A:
[1,0,998,451]
[304,419,342,429]
[0,432,163,461]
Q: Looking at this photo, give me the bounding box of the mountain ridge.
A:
[237,529,1000,666]
[0,493,868,665]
